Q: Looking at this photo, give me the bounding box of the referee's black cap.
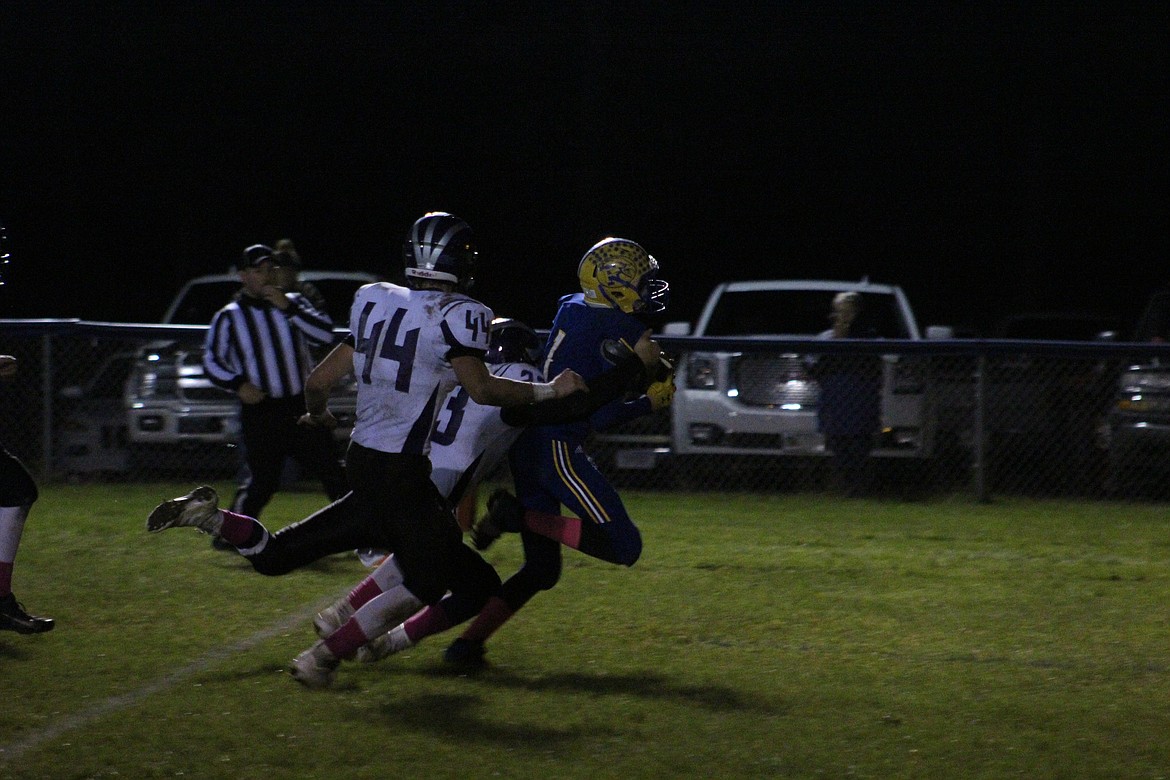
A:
[241,244,275,268]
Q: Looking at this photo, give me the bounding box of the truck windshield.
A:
[703,290,910,338]
[166,277,370,325]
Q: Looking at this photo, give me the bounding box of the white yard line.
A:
[0,592,344,763]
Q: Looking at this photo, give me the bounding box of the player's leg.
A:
[289,416,349,502]
[148,487,371,576]
[354,537,503,662]
[312,550,408,637]
[292,451,449,686]
[231,404,285,518]
[242,491,375,575]
[443,529,562,667]
[476,439,641,565]
[0,447,52,633]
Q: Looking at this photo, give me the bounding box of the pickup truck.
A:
[123,270,377,472]
[594,279,954,479]
[1104,288,1170,495]
[669,278,956,461]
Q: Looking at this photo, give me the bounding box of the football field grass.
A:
[2,483,1169,779]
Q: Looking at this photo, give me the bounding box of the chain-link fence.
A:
[4,319,1170,502]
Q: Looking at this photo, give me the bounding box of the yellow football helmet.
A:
[577,237,669,314]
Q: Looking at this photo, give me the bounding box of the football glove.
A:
[646,375,675,410]
[651,352,674,383]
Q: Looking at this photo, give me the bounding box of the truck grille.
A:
[731,354,820,408]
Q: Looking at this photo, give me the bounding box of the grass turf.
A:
[1,484,1169,779]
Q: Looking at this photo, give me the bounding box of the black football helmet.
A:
[241,244,275,267]
[403,212,477,291]
[486,318,542,365]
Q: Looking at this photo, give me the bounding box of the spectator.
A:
[809,292,883,497]
[272,239,328,313]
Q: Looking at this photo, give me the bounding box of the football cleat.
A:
[443,638,487,670]
[469,489,524,551]
[146,486,222,535]
[355,624,413,663]
[0,593,54,634]
[313,598,355,639]
[290,641,340,689]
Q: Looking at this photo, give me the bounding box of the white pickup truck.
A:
[666,279,953,464]
[123,270,377,471]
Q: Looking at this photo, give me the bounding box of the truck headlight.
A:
[133,368,178,399]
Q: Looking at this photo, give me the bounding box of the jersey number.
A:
[357,304,419,392]
[430,388,470,446]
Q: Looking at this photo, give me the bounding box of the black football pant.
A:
[243,443,499,610]
[231,395,348,518]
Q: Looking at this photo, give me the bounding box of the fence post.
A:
[972,351,988,502]
[39,331,53,481]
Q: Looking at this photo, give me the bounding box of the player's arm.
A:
[451,355,585,407]
[299,340,355,428]
[500,333,666,427]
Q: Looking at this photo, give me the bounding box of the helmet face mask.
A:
[578,238,670,315]
[403,212,477,291]
[486,318,542,365]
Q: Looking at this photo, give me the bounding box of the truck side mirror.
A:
[662,321,691,336]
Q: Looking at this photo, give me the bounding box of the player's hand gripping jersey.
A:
[348,281,492,456]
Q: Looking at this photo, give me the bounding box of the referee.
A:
[203,244,348,520]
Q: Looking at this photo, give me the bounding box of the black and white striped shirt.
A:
[203,292,336,398]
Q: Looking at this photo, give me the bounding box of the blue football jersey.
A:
[538,293,647,444]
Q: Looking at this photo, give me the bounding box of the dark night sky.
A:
[1,3,1167,336]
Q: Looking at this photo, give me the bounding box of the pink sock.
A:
[524,511,582,549]
[324,618,370,660]
[460,596,515,643]
[348,578,384,610]
[217,510,257,547]
[402,605,452,643]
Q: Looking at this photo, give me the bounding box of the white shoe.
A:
[355,624,413,663]
[146,486,222,534]
[290,641,339,689]
[356,548,389,568]
[313,598,355,639]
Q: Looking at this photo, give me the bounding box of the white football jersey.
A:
[348,282,492,456]
[429,360,544,502]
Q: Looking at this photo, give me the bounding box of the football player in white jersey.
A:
[289,212,598,687]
